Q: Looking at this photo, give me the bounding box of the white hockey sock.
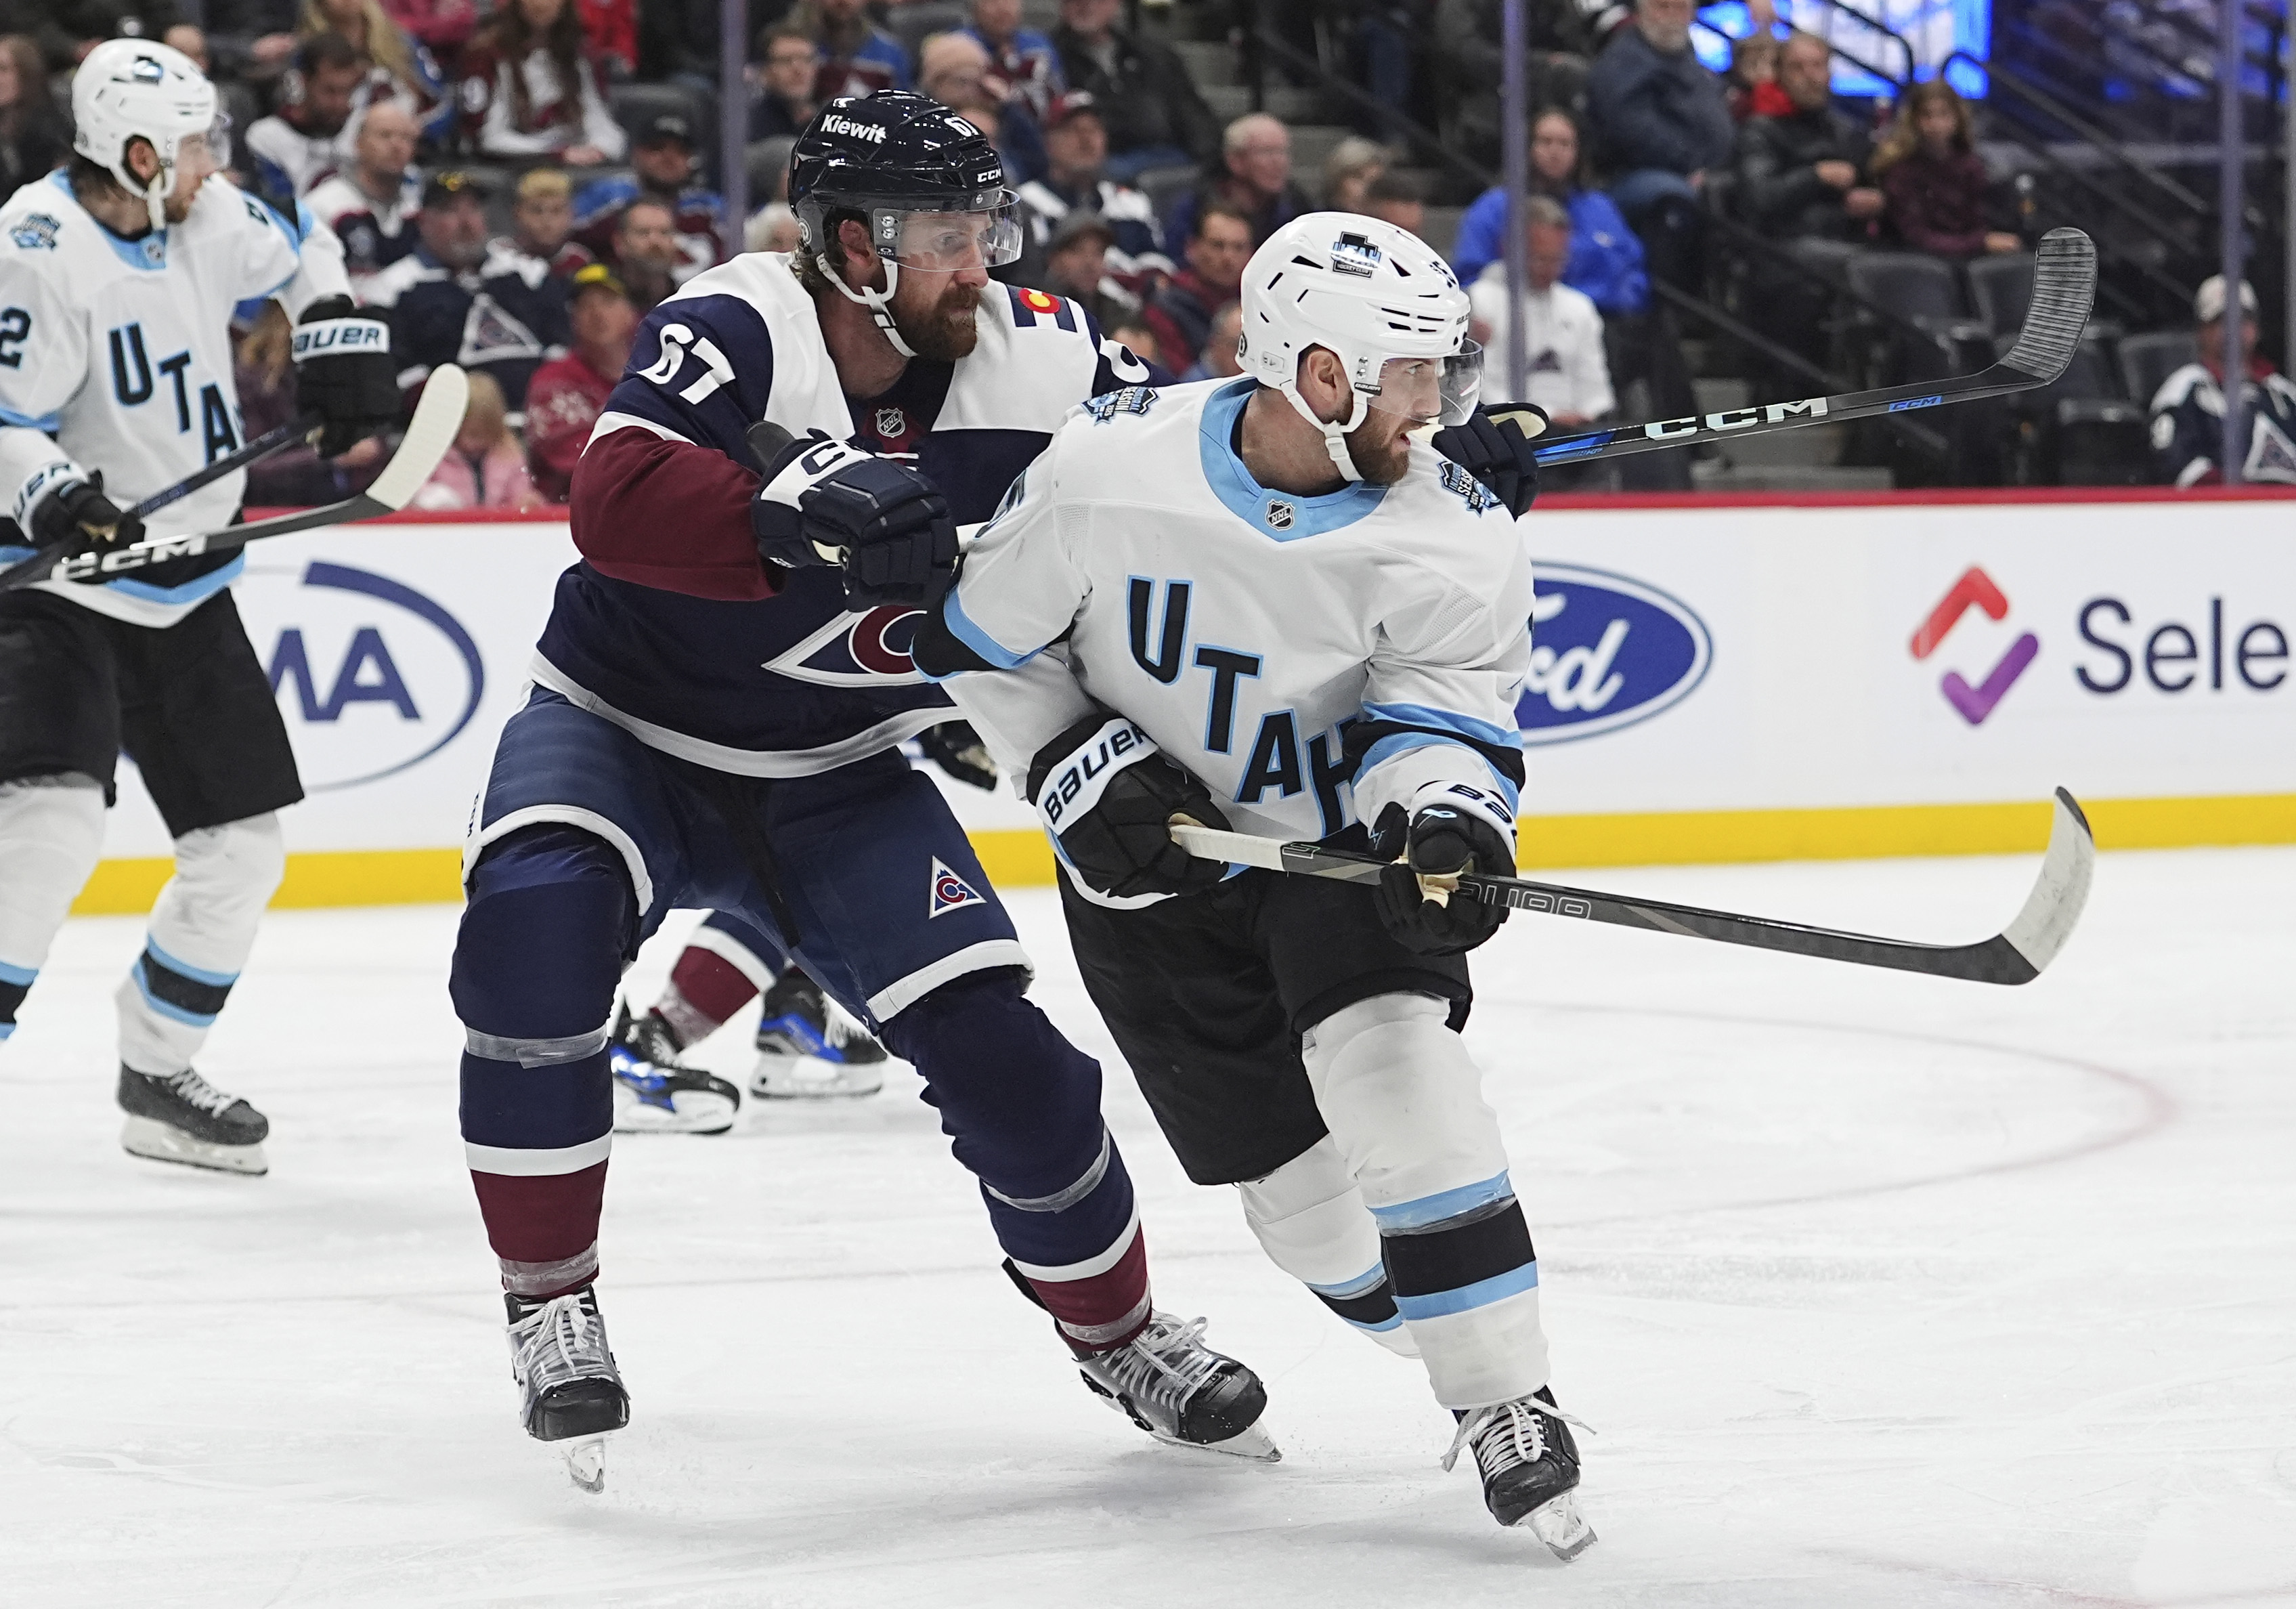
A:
[1303,992,1550,1408]
[116,813,284,1075]
[1238,1136,1419,1357]
[0,775,107,1039]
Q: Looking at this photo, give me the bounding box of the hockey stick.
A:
[1169,788,2095,985]
[0,366,469,597]
[1528,226,2097,467]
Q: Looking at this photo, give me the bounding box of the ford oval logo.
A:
[1515,562,1711,744]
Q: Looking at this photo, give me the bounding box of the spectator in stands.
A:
[14,0,179,69]
[380,0,477,62]
[573,112,726,287]
[1468,194,1614,428]
[1037,211,1136,326]
[751,24,823,140]
[917,29,1047,186]
[305,100,422,290]
[300,0,448,141]
[1323,137,1389,217]
[965,0,1064,121]
[612,198,681,314]
[1163,114,1309,255]
[158,24,264,146]
[246,30,366,196]
[1724,29,1788,121]
[498,167,594,278]
[0,33,67,194]
[1362,171,1426,238]
[1052,0,1219,181]
[1872,80,2020,259]
[1584,0,1733,287]
[1435,0,1593,173]
[578,0,635,81]
[1734,31,1880,243]
[2151,276,2296,487]
[1143,201,1251,374]
[206,0,303,92]
[1453,110,1647,308]
[1177,299,1244,383]
[745,201,802,254]
[364,171,571,412]
[637,0,720,93]
[458,0,626,167]
[412,370,546,509]
[523,262,636,502]
[1013,91,1169,290]
[797,0,913,100]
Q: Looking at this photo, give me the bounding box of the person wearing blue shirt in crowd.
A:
[1450,108,1649,319]
[963,0,1065,120]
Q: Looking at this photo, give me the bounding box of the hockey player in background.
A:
[912,215,1593,1554]
[451,91,1270,1488]
[0,40,397,1176]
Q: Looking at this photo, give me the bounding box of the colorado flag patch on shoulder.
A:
[929,857,986,918]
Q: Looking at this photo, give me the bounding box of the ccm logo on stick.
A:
[1643,399,1826,439]
[2076,597,2288,693]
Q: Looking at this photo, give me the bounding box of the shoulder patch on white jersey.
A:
[1084,385,1157,423]
[1439,458,1503,515]
[8,213,60,251]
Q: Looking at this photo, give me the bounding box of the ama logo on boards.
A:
[1515,563,1711,744]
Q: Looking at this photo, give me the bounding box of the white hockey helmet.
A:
[1238,212,1481,480]
[72,39,222,233]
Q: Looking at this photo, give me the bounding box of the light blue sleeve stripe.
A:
[131,961,219,1027]
[0,959,37,987]
[0,1023,14,1040]
[99,552,244,607]
[938,586,1041,672]
[0,405,62,431]
[1304,1262,1388,1299]
[1346,1311,1406,1333]
[1369,1169,1515,1232]
[1393,1260,1540,1321]
[1356,732,1521,814]
[1361,701,1522,750]
[144,939,240,990]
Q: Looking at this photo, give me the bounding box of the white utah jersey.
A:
[0,171,349,625]
[939,377,1533,874]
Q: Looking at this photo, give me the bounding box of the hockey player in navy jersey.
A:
[451,91,1269,1489]
[0,41,396,1177]
[911,216,1591,1554]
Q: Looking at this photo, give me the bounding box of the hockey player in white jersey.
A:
[0,41,397,1174]
[910,214,1592,1554]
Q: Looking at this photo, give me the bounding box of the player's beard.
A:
[162,181,203,225]
[1341,412,1414,484]
[890,274,980,362]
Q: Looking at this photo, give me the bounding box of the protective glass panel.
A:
[878,200,1023,272]
[1363,341,1483,428]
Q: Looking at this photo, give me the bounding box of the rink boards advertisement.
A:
[77,492,2296,912]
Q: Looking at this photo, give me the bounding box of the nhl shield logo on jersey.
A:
[1439,460,1502,515]
[875,406,907,439]
[9,213,60,251]
[1265,498,1296,530]
[928,857,986,918]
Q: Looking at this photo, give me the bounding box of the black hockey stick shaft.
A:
[1530,226,2097,467]
[1171,788,2095,985]
[0,412,323,594]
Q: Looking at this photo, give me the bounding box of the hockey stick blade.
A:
[1170,788,2094,985]
[1530,228,2096,467]
[7,366,469,594]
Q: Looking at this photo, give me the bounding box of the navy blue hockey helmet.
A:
[789,91,1021,273]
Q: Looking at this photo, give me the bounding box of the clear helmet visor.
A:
[1360,341,1484,429]
[872,196,1024,274]
[170,114,230,177]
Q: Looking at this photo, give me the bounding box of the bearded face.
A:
[1341,406,1415,485]
[888,267,981,362]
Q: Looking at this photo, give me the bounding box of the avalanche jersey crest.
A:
[765,605,928,686]
[1439,459,1502,515]
[9,213,58,251]
[1085,386,1156,423]
[929,857,986,917]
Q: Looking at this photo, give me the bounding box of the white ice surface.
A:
[3,849,2293,1608]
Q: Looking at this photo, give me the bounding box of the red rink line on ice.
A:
[1522,1004,2179,1229]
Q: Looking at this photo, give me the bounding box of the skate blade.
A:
[609,1094,737,1135]
[120,1116,267,1176]
[1152,1420,1283,1463]
[750,1052,886,1100]
[1523,1490,1597,1561]
[562,1436,607,1493]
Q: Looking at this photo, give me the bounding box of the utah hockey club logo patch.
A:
[928,857,985,918]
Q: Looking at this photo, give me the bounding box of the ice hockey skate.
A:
[1077,1312,1280,1461]
[607,1003,740,1134]
[750,970,888,1098]
[1443,1388,1596,1560]
[117,1065,269,1176]
[506,1285,629,1492]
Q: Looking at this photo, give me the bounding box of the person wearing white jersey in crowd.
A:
[0,39,397,1176]
[1468,195,1614,430]
[909,213,1592,1556]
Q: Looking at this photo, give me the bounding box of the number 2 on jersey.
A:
[0,306,29,368]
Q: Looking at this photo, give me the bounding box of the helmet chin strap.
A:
[125,158,171,235]
[1278,379,1372,483]
[820,251,918,360]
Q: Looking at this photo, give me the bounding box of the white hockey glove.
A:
[1027,712,1231,899]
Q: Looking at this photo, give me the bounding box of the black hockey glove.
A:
[27,469,143,567]
[751,431,959,607]
[1431,402,1549,519]
[291,295,397,457]
[919,721,999,790]
[1368,797,1513,956]
[1028,712,1231,899]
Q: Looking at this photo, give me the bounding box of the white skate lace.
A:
[821,997,871,1050]
[158,1069,239,1117]
[1107,1314,1223,1409]
[513,1294,609,1392]
[1442,1395,1593,1474]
